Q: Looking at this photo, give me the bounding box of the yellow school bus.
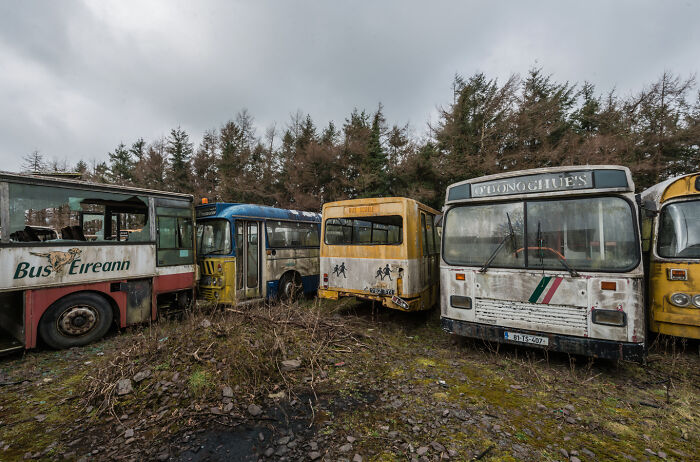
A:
[318,197,440,311]
[641,173,700,339]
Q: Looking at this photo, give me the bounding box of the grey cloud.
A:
[0,0,698,171]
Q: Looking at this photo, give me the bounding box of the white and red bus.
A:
[0,172,196,353]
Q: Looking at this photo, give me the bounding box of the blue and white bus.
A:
[195,203,321,303]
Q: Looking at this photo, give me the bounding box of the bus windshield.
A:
[197,219,232,256]
[444,196,638,271]
[658,200,700,258]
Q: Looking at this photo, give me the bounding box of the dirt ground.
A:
[0,298,698,462]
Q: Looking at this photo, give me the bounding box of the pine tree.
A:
[108,142,134,184]
[165,127,194,192]
[22,150,45,173]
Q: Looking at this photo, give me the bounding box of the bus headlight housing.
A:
[692,295,700,308]
[450,295,472,310]
[592,309,626,327]
[669,293,691,307]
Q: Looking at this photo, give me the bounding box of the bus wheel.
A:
[279,272,302,301]
[39,293,113,349]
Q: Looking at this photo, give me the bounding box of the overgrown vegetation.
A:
[0,299,698,461]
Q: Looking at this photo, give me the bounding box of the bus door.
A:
[235,220,262,301]
[420,212,438,289]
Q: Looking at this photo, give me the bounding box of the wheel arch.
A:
[38,289,120,331]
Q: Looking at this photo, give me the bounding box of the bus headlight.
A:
[669,293,691,307]
[692,295,700,308]
[450,295,472,310]
[592,310,626,327]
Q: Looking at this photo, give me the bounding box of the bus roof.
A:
[445,165,633,204]
[321,197,440,216]
[641,172,700,208]
[0,171,193,201]
[196,203,321,222]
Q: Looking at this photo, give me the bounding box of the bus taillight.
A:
[601,281,617,291]
[323,273,328,289]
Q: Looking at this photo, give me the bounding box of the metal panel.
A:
[124,279,152,325]
[474,298,588,335]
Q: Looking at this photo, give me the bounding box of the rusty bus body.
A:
[440,166,645,361]
[318,197,440,311]
[196,203,321,304]
[0,172,196,354]
[641,173,700,339]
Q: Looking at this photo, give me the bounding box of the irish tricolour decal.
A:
[528,276,564,304]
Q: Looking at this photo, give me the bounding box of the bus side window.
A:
[421,213,428,256]
[156,206,193,266]
[426,213,437,255]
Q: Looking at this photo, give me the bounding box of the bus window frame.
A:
[441,194,641,274]
[323,216,404,246]
[654,197,700,260]
[1,182,155,248]
[196,218,233,257]
[264,219,321,249]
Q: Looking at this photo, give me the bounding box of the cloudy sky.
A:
[0,0,698,172]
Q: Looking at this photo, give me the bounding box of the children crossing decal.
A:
[528,276,564,304]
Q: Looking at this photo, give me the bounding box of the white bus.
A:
[440,166,645,361]
[0,172,196,354]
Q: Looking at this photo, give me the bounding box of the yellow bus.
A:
[318,197,440,311]
[641,173,700,339]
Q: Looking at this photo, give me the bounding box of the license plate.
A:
[504,331,549,346]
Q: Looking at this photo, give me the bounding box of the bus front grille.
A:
[199,288,215,300]
[474,298,588,334]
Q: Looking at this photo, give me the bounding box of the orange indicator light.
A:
[456,273,465,281]
[601,281,616,291]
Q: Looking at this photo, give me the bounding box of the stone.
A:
[34,414,46,422]
[353,455,363,462]
[657,451,667,460]
[277,436,291,445]
[247,404,262,416]
[570,458,581,462]
[388,431,398,439]
[124,429,134,438]
[133,370,151,383]
[559,448,569,458]
[264,448,274,457]
[223,402,234,413]
[416,447,429,456]
[222,386,233,398]
[309,452,321,460]
[116,379,133,396]
[346,436,356,443]
[566,417,576,425]
[275,445,288,456]
[339,443,352,452]
[201,319,211,328]
[157,452,169,461]
[280,359,302,372]
[581,448,595,458]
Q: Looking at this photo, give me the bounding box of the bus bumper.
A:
[441,317,645,362]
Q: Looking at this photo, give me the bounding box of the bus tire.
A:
[279,272,303,301]
[38,293,114,350]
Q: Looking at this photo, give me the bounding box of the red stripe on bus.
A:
[541,277,563,304]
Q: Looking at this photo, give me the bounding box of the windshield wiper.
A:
[480,212,515,273]
[534,220,579,277]
[202,248,228,257]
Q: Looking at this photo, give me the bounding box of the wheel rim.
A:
[283,281,293,299]
[56,305,99,336]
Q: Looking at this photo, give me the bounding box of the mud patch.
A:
[175,391,377,461]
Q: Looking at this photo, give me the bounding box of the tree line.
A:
[23,68,700,211]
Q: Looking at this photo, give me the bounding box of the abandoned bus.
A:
[641,173,700,339]
[196,203,321,303]
[318,197,440,311]
[440,166,645,361]
[0,171,196,354]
